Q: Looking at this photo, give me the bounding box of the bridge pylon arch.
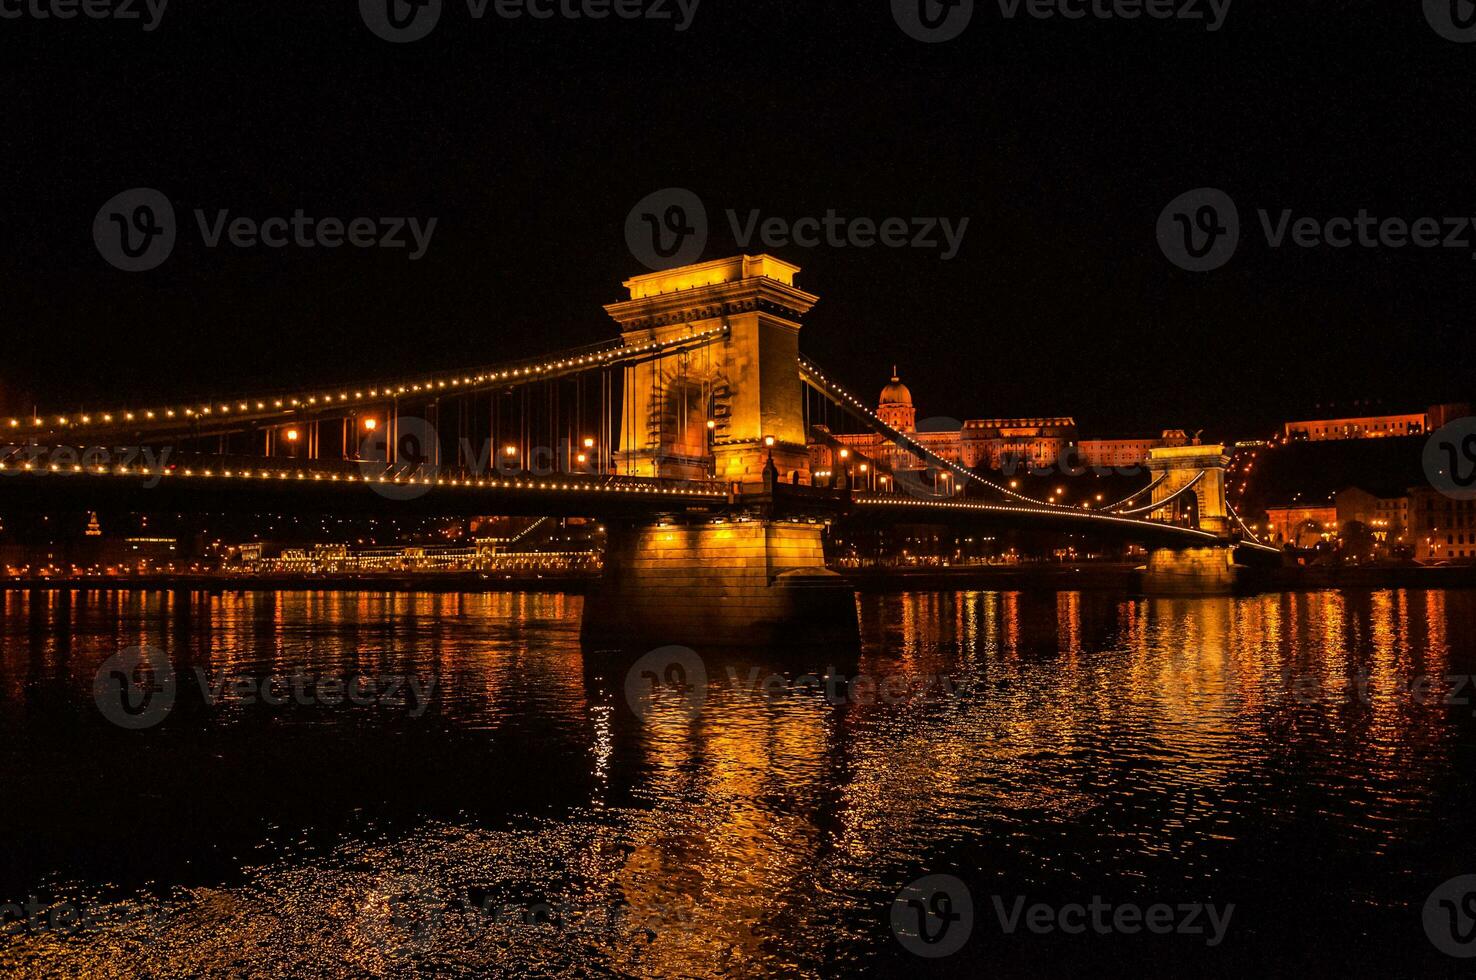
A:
[1145,444,1232,537]
[1141,444,1239,594]
[605,255,817,484]
[585,256,857,650]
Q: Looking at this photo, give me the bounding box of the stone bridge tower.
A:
[585,256,856,651]
[605,255,817,484]
[1141,444,1238,594]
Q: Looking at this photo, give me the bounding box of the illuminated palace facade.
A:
[811,370,1189,475]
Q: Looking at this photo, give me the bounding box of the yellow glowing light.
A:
[285,429,300,442]
[363,418,378,431]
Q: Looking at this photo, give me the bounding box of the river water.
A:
[1,588,1474,977]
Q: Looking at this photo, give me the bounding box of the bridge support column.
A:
[605,255,818,486]
[581,517,858,650]
[1141,546,1238,595]
[1140,444,1238,595]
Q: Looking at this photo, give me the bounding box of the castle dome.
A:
[879,367,912,407]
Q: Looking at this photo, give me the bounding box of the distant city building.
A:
[1335,487,1411,554]
[1263,503,1338,548]
[812,370,1188,476]
[1078,433,1191,469]
[1409,487,1476,561]
[1283,403,1470,442]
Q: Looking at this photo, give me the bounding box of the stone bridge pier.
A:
[1140,444,1240,595]
[582,256,857,650]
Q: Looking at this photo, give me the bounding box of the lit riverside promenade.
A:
[0,257,1280,644]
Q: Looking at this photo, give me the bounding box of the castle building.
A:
[1282,403,1470,442]
[808,369,1188,478]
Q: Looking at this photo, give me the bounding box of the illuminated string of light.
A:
[9,327,729,436]
[1226,499,1272,548]
[1114,471,1204,516]
[1103,472,1169,512]
[0,452,726,499]
[852,495,1222,540]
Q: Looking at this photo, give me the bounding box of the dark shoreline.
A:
[6,563,1476,595]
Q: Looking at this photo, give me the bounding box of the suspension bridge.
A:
[0,254,1278,645]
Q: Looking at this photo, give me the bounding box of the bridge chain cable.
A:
[1113,471,1204,517]
[1102,472,1169,512]
[1225,499,1270,547]
[10,327,729,443]
[797,356,1074,510]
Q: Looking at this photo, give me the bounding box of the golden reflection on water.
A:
[0,588,1473,978]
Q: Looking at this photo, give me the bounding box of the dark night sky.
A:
[3,1,1473,437]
